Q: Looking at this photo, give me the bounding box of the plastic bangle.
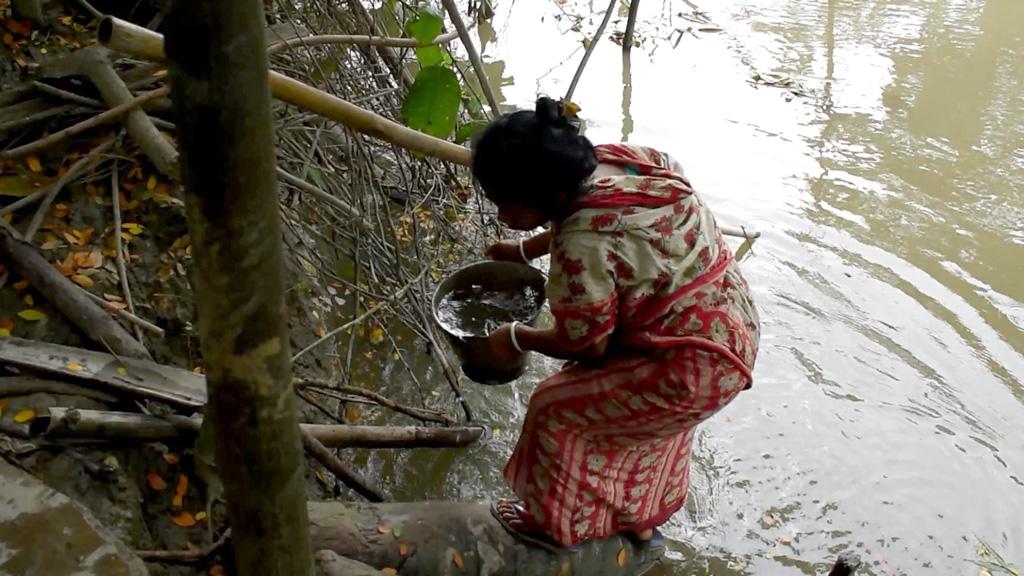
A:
[509,321,524,353]
[518,238,530,263]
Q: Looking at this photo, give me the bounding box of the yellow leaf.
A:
[370,326,385,345]
[12,280,28,291]
[146,175,157,190]
[13,409,35,423]
[617,547,626,567]
[172,492,183,508]
[195,511,207,521]
[17,309,45,321]
[22,294,32,305]
[175,473,189,497]
[170,512,196,527]
[117,366,128,376]
[122,222,143,235]
[382,569,398,576]
[162,452,181,464]
[65,362,83,372]
[0,328,10,338]
[399,543,408,557]
[71,274,94,288]
[40,238,61,250]
[25,156,42,172]
[315,470,327,485]
[452,551,464,569]
[146,471,168,491]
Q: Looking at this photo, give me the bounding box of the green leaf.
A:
[406,5,444,67]
[402,66,461,139]
[455,120,488,144]
[307,167,325,189]
[392,526,402,538]
[465,95,484,120]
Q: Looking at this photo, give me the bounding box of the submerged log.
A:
[307,501,666,576]
[31,407,483,449]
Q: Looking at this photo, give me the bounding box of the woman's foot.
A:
[495,498,533,530]
[490,498,572,553]
[629,528,655,542]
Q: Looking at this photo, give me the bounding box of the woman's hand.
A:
[488,323,523,365]
[486,240,524,262]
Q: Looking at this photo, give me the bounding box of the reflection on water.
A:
[364,0,1024,574]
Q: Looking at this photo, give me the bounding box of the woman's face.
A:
[496,201,547,231]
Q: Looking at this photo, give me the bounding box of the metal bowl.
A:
[432,260,546,385]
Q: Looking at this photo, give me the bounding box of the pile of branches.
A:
[0,0,498,523]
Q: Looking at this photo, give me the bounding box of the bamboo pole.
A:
[163,0,314,571]
[98,16,472,166]
[31,407,484,449]
[623,0,640,51]
[565,0,618,101]
[266,30,460,55]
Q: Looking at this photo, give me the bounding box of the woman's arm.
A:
[489,323,608,363]
[485,229,552,262]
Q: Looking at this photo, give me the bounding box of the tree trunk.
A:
[163,0,314,573]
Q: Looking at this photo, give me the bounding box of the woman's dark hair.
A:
[471,96,597,219]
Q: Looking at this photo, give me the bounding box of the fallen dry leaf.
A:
[12,280,28,291]
[172,492,183,509]
[116,366,128,376]
[53,203,69,218]
[1,32,12,47]
[315,470,327,485]
[399,543,408,557]
[146,471,168,491]
[195,511,207,521]
[17,309,45,321]
[63,231,81,246]
[0,329,10,338]
[0,319,13,330]
[4,17,32,36]
[108,301,128,311]
[617,547,627,567]
[345,404,361,423]
[65,362,83,372]
[175,473,188,497]
[162,452,181,465]
[381,569,398,576]
[71,275,94,288]
[376,525,391,535]
[40,237,61,250]
[25,155,41,172]
[452,551,464,568]
[147,175,157,190]
[83,250,102,268]
[170,512,196,527]
[22,294,32,306]
[558,560,572,576]
[370,326,385,345]
[207,565,225,576]
[13,409,35,423]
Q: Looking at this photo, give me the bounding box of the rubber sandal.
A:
[489,499,578,554]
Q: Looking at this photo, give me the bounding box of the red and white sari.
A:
[503,143,760,547]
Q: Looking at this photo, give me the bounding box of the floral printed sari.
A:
[503,143,760,547]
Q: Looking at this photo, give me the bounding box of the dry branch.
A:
[0,87,169,161]
[0,213,151,361]
[440,0,500,117]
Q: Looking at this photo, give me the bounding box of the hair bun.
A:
[534,96,563,126]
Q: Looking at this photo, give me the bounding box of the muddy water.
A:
[365,1,1024,574]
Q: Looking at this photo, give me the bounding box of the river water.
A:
[368,1,1024,573]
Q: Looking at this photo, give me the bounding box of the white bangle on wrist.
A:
[509,321,524,353]
[518,238,530,263]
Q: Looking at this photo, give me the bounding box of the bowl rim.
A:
[431,260,547,339]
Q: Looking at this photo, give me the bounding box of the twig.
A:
[0,87,169,161]
[296,379,454,425]
[80,289,164,336]
[440,0,500,117]
[136,530,231,563]
[110,162,143,342]
[32,80,104,107]
[267,30,459,54]
[300,428,384,502]
[290,263,432,362]
[76,0,103,19]
[565,0,618,102]
[24,136,116,242]
[275,167,366,225]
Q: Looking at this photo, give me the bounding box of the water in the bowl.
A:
[437,283,540,338]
